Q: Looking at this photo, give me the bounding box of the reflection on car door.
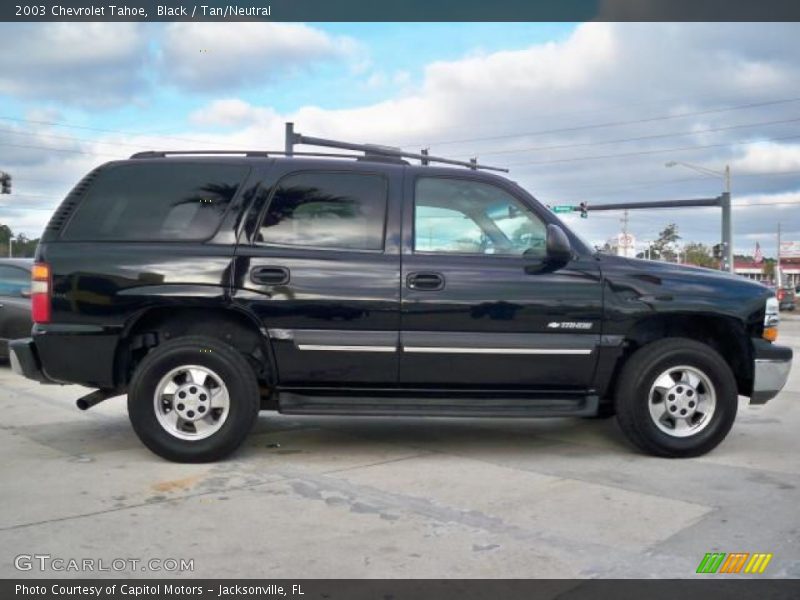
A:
[399,175,603,390]
[233,165,403,386]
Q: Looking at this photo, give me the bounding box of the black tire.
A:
[615,338,738,458]
[128,335,260,462]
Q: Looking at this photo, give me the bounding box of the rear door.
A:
[399,174,603,390]
[233,162,403,386]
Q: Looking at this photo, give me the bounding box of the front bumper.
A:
[751,338,793,404]
[9,338,57,384]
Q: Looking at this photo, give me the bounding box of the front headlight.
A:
[763,296,780,341]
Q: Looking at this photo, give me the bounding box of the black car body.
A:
[9,139,793,462]
[0,258,32,360]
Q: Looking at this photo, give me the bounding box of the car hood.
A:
[598,253,773,320]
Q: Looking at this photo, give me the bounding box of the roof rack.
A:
[130,123,509,173]
[284,123,508,172]
[130,150,364,160]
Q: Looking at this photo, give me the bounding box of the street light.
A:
[665,160,733,273]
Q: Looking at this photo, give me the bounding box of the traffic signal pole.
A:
[720,191,733,273]
[573,194,732,272]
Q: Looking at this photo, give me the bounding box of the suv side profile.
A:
[10,126,793,462]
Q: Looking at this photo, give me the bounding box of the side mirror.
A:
[20,288,31,298]
[545,224,572,266]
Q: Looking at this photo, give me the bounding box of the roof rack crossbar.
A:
[285,122,508,173]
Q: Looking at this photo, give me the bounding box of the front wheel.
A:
[128,335,260,462]
[615,338,738,458]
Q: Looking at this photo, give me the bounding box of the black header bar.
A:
[3,0,800,22]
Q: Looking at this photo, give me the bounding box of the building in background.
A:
[734,241,800,287]
[606,232,637,258]
[734,259,769,283]
[780,242,800,288]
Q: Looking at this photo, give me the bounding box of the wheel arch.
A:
[603,312,753,400]
[114,305,276,403]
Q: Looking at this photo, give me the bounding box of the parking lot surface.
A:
[1,316,799,579]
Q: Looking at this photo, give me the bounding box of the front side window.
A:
[63,162,249,241]
[414,177,547,257]
[258,172,387,251]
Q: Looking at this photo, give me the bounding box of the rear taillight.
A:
[777,289,785,301]
[31,263,51,324]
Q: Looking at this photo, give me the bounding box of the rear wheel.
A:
[128,336,260,462]
[615,338,738,457]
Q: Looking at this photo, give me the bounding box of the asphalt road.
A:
[1,317,798,579]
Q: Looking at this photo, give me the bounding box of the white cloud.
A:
[731,142,800,174]
[159,23,358,92]
[4,22,800,252]
[189,98,278,128]
[0,23,148,107]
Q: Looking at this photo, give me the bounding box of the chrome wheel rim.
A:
[153,365,230,441]
[648,365,716,438]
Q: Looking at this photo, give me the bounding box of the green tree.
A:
[651,223,681,261]
[0,224,39,257]
[683,242,718,268]
[763,259,776,282]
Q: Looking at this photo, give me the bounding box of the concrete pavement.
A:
[1,317,798,579]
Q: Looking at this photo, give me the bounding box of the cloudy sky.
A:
[0,22,799,256]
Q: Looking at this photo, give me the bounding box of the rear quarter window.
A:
[62,162,249,241]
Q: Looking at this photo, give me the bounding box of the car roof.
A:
[0,258,33,269]
[113,154,519,187]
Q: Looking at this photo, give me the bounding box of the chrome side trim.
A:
[268,328,294,341]
[297,344,397,353]
[403,347,592,355]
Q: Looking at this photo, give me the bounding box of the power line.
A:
[0,126,172,152]
[0,140,122,158]
[0,115,227,147]
[508,132,800,166]
[478,116,800,156]
[404,96,800,148]
[734,200,800,207]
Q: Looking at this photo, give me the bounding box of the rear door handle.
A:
[407,272,445,291]
[250,266,290,286]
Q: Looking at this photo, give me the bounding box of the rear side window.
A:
[62,162,249,241]
[257,172,387,251]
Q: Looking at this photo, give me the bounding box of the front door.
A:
[399,174,603,390]
[233,165,402,386]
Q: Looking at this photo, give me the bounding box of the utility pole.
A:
[777,222,782,287]
[665,161,733,273]
[721,165,733,274]
[621,209,629,258]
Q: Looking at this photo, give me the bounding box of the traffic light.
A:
[712,243,722,259]
[0,172,10,194]
[579,202,588,218]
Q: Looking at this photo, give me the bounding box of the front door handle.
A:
[407,272,445,291]
[251,266,290,286]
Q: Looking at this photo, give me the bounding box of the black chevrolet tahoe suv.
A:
[10,126,793,463]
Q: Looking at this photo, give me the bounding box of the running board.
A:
[278,393,599,418]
